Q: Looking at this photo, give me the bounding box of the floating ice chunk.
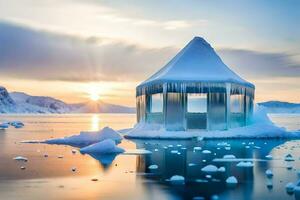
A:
[286,182,295,194]
[168,145,173,148]
[225,147,231,150]
[123,149,152,155]
[10,121,24,128]
[193,147,202,151]
[284,154,295,161]
[91,178,98,181]
[265,155,273,159]
[154,149,159,152]
[169,175,185,185]
[57,155,63,159]
[20,166,26,170]
[265,169,273,178]
[0,123,9,129]
[211,195,219,200]
[236,161,254,168]
[218,167,226,172]
[71,167,76,172]
[192,197,204,200]
[201,165,218,173]
[45,127,122,146]
[13,156,28,162]
[202,150,211,154]
[171,150,179,154]
[223,155,236,159]
[44,154,48,158]
[266,179,273,189]
[177,144,182,147]
[195,179,208,183]
[286,164,293,170]
[71,149,77,154]
[80,139,124,154]
[148,165,158,170]
[254,146,261,149]
[226,176,238,185]
[206,175,212,179]
[188,163,196,167]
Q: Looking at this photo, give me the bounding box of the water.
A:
[0,113,299,200]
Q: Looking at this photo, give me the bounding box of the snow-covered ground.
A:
[124,106,300,139]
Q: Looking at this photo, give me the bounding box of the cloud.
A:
[0,21,299,84]
[218,49,300,79]
[0,21,176,82]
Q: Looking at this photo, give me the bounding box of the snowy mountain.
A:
[0,86,135,114]
[258,101,300,113]
[0,86,16,113]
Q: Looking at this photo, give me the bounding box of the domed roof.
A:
[138,37,254,88]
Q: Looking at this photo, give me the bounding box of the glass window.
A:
[187,93,207,113]
[230,94,244,113]
[150,93,163,113]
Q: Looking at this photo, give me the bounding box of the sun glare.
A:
[90,92,100,101]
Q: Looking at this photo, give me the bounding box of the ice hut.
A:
[136,37,255,131]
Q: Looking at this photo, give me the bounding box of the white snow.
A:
[236,161,254,168]
[169,175,185,185]
[80,139,124,154]
[44,127,122,145]
[194,147,202,151]
[148,165,158,170]
[13,156,28,162]
[201,165,218,173]
[226,176,238,185]
[139,37,253,87]
[125,106,298,139]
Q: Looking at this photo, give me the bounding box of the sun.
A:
[88,86,100,101]
[90,92,100,101]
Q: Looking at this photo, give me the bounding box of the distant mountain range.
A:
[258,101,300,113]
[0,85,299,114]
[0,86,135,113]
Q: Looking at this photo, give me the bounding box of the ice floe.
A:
[226,176,238,185]
[169,175,185,185]
[80,139,124,154]
[123,149,152,155]
[236,161,254,168]
[42,127,122,146]
[286,182,295,194]
[201,165,218,173]
[265,169,273,178]
[148,165,158,170]
[13,156,28,162]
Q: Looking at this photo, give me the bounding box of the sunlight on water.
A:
[91,114,100,131]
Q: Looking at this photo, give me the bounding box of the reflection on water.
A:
[91,114,100,131]
[0,114,299,200]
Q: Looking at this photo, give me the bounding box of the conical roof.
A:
[138,37,254,88]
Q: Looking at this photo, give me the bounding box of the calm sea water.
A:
[0,113,299,200]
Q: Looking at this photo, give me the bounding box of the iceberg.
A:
[236,161,254,167]
[43,127,122,146]
[80,139,124,154]
[13,156,28,162]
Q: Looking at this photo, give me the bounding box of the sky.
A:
[0,0,299,106]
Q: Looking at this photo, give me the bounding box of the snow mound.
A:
[223,155,236,159]
[44,127,122,146]
[125,106,298,139]
[80,139,124,154]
